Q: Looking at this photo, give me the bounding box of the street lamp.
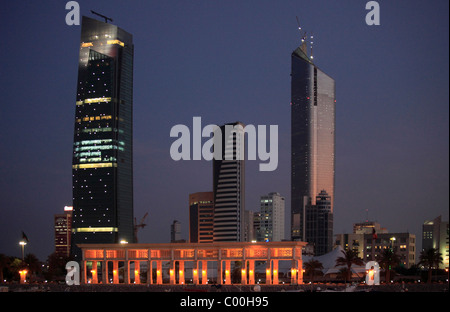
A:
[19,240,27,261]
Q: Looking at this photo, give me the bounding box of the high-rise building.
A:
[71,16,134,258]
[189,192,214,243]
[422,216,449,269]
[213,122,245,242]
[256,192,286,242]
[305,190,333,255]
[290,35,336,251]
[54,206,73,259]
[171,220,182,243]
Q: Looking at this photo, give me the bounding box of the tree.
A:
[379,249,400,283]
[419,248,443,283]
[304,259,323,283]
[23,253,41,283]
[335,249,364,282]
[0,254,10,283]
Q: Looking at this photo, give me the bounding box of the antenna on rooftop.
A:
[91,10,113,23]
[310,33,314,60]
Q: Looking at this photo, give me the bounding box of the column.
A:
[169,261,175,285]
[81,260,87,285]
[248,260,255,284]
[134,261,140,284]
[147,260,152,285]
[201,260,208,284]
[91,261,98,284]
[124,260,129,284]
[217,260,223,285]
[103,260,108,284]
[266,261,272,285]
[156,261,163,285]
[272,260,279,285]
[298,259,304,284]
[241,260,247,285]
[113,261,119,284]
[225,261,231,285]
[179,261,185,285]
[193,261,199,285]
[290,259,298,285]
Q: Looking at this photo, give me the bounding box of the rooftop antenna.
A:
[310,33,314,60]
[91,10,113,23]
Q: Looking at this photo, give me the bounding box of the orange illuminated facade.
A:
[78,241,306,285]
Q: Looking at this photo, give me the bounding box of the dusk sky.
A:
[0,0,448,261]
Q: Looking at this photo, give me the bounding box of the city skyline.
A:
[0,1,448,262]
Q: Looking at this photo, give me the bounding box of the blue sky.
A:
[0,0,448,261]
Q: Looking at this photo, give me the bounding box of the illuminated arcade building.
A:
[290,32,336,256]
[71,16,134,259]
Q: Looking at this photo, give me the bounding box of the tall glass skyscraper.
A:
[71,16,134,258]
[213,122,245,242]
[291,39,335,255]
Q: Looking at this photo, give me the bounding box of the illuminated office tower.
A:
[71,16,134,258]
[54,206,73,259]
[213,122,245,242]
[291,35,336,253]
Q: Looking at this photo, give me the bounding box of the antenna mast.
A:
[91,10,113,23]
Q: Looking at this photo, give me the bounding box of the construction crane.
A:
[295,16,307,43]
[134,212,148,243]
[91,10,113,23]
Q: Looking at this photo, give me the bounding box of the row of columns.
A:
[82,259,303,285]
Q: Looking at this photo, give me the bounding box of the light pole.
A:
[19,240,27,261]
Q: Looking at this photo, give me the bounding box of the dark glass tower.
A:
[213,122,245,242]
[291,40,335,254]
[71,16,134,258]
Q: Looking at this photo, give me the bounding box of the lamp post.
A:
[19,240,27,261]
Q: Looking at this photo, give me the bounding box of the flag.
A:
[22,231,29,243]
[372,228,377,240]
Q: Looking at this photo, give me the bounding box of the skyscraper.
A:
[256,192,286,242]
[291,36,336,253]
[54,206,73,259]
[213,122,245,242]
[71,16,134,258]
[189,192,214,243]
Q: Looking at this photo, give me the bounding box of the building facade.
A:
[290,38,336,253]
[171,220,182,243]
[213,122,245,242]
[304,190,333,255]
[71,16,134,259]
[54,206,73,259]
[255,192,285,242]
[422,216,449,269]
[77,241,307,285]
[335,222,416,268]
[189,192,214,243]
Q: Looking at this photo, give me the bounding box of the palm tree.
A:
[335,249,364,282]
[379,249,400,283]
[419,248,443,283]
[304,259,323,283]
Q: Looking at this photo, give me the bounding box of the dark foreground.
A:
[3,282,448,292]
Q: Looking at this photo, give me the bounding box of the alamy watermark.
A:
[169,117,278,172]
[65,261,80,285]
[365,1,380,26]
